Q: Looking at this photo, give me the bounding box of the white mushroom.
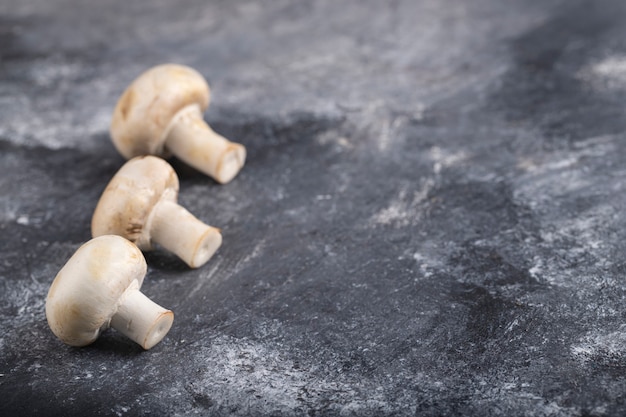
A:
[110,63,246,184]
[45,235,174,350]
[91,155,222,269]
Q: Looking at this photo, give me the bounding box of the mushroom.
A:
[45,235,174,349]
[91,155,222,269]
[110,63,246,184]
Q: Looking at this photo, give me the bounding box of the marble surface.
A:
[2,0,626,415]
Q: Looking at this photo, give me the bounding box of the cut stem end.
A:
[110,285,174,350]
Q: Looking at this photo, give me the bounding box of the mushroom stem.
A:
[150,200,222,268]
[165,105,246,184]
[110,282,174,350]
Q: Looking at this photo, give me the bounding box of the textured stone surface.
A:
[2,0,626,415]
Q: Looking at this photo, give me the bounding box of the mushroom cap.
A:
[110,64,211,159]
[45,235,147,347]
[91,156,179,249]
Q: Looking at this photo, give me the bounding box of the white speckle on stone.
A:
[0,203,19,223]
[317,131,353,150]
[29,59,83,88]
[528,257,544,280]
[111,403,131,415]
[580,55,626,90]
[371,179,434,228]
[16,215,29,225]
[592,405,607,415]
[430,146,469,174]
[184,257,225,301]
[571,325,626,363]
[145,334,402,415]
[236,239,266,271]
[269,187,286,202]
[413,102,426,121]
[28,362,42,371]
[517,135,614,175]
[504,319,520,334]
[409,252,437,278]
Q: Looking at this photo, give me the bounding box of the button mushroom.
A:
[110,64,246,184]
[91,155,222,269]
[45,235,174,350]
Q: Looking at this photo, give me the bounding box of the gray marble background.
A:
[2,0,626,415]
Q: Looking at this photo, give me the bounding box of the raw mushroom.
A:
[45,235,174,349]
[110,63,246,184]
[91,155,222,269]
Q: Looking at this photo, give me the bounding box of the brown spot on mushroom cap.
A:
[118,88,135,121]
[110,64,210,159]
[45,235,147,347]
[91,156,179,250]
